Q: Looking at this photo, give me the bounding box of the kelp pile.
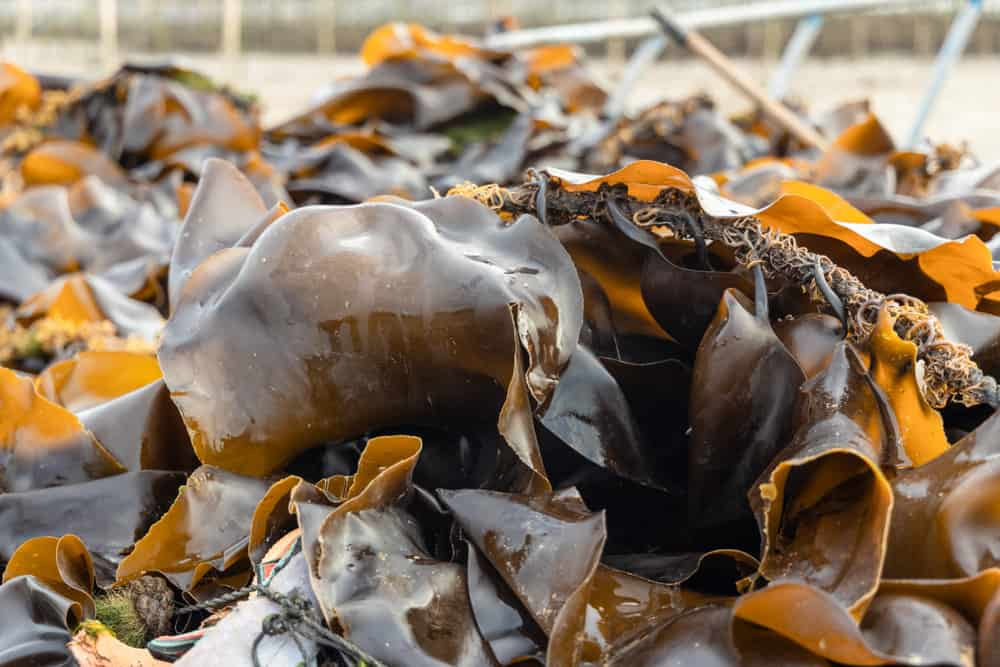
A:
[4,21,1000,667]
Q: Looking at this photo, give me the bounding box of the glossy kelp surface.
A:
[2,20,1000,667]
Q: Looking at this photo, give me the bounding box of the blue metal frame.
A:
[602,0,981,151]
[905,0,983,149]
[767,14,825,99]
[603,34,668,118]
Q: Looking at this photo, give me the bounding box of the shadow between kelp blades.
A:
[452,163,1000,410]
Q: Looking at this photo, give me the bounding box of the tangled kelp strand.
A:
[0,306,155,370]
[453,175,999,408]
[4,19,1000,667]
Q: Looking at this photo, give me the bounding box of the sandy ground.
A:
[7,40,1000,159]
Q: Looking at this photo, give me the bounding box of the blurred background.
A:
[2,0,998,156]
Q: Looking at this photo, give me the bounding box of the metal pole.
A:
[15,0,31,44]
[483,0,906,50]
[99,0,118,70]
[602,34,668,118]
[767,14,824,99]
[221,0,242,59]
[316,0,336,54]
[905,0,982,149]
[138,0,152,50]
[608,0,627,63]
[602,1,894,121]
[651,6,830,151]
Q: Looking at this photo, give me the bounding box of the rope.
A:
[176,583,386,667]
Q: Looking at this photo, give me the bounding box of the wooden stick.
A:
[651,6,830,152]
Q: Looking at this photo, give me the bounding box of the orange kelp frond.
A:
[455,167,999,408]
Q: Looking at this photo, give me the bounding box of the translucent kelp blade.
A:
[116,465,271,593]
[159,195,580,476]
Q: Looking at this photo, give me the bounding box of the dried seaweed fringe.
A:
[0,306,155,367]
[2,88,79,154]
[449,176,1000,409]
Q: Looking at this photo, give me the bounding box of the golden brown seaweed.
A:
[159,184,581,476]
